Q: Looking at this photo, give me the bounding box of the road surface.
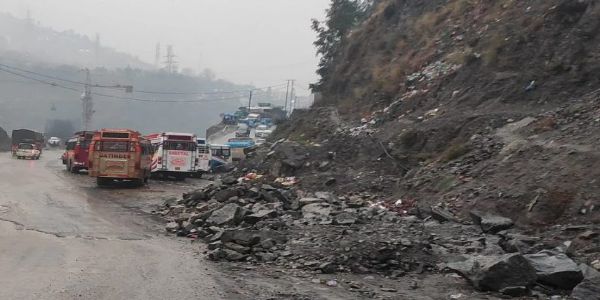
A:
[0,150,228,300]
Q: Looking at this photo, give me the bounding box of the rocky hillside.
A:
[277,0,600,226]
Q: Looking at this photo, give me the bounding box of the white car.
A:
[48,137,61,147]
[255,125,272,138]
[15,143,41,160]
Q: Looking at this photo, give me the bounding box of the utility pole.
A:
[81,68,93,131]
[248,90,253,110]
[284,80,291,115]
[290,80,295,116]
[164,45,178,74]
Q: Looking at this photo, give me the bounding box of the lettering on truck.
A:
[99,153,131,159]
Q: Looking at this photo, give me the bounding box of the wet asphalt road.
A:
[0,150,227,300]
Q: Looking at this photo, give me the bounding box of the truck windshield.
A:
[100,141,129,152]
[164,141,196,151]
[18,144,34,149]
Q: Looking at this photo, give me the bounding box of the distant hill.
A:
[0,13,151,69]
[0,13,258,136]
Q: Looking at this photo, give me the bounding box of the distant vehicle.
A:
[260,118,274,127]
[47,137,61,147]
[247,113,261,128]
[196,138,210,175]
[226,137,256,149]
[11,129,44,157]
[222,113,237,125]
[15,143,40,160]
[146,132,198,180]
[209,144,232,172]
[235,123,250,137]
[255,124,273,138]
[88,129,153,186]
[63,131,94,173]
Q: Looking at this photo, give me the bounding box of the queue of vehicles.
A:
[10,122,270,187]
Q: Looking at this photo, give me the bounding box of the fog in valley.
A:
[0,0,327,137]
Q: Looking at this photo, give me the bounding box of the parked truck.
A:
[11,129,44,157]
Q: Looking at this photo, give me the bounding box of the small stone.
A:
[165,222,179,232]
[381,288,397,292]
[319,262,337,274]
[326,279,338,287]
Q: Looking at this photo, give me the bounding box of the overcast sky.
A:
[1,0,330,94]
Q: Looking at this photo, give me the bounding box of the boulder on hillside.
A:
[470,210,514,233]
[447,253,537,294]
[524,250,584,289]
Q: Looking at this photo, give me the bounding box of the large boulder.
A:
[447,253,537,294]
[571,276,600,300]
[470,210,514,233]
[524,250,584,289]
[206,203,243,226]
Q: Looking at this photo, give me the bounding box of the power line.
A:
[0,62,289,96]
[0,66,260,104]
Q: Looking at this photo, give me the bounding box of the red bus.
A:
[62,131,95,173]
[88,129,153,186]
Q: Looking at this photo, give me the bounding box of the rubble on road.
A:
[158,170,599,299]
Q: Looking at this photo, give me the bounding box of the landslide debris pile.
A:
[0,126,10,151]
[159,173,600,298]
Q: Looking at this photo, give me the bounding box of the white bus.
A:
[196,138,210,175]
[146,132,198,180]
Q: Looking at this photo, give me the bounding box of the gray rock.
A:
[580,263,600,279]
[470,210,514,233]
[314,192,337,202]
[208,248,247,261]
[334,212,357,225]
[302,203,332,220]
[255,252,277,262]
[298,197,324,206]
[221,229,287,247]
[524,250,583,289]
[447,253,537,292]
[260,238,277,249]
[165,222,179,232]
[571,277,600,300]
[223,242,251,254]
[214,188,239,202]
[206,203,243,226]
[222,176,238,185]
[431,206,459,223]
[244,209,277,224]
[319,262,337,274]
[208,241,222,250]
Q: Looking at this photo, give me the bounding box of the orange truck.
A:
[88,129,153,186]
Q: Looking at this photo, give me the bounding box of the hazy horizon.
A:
[1,0,330,95]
